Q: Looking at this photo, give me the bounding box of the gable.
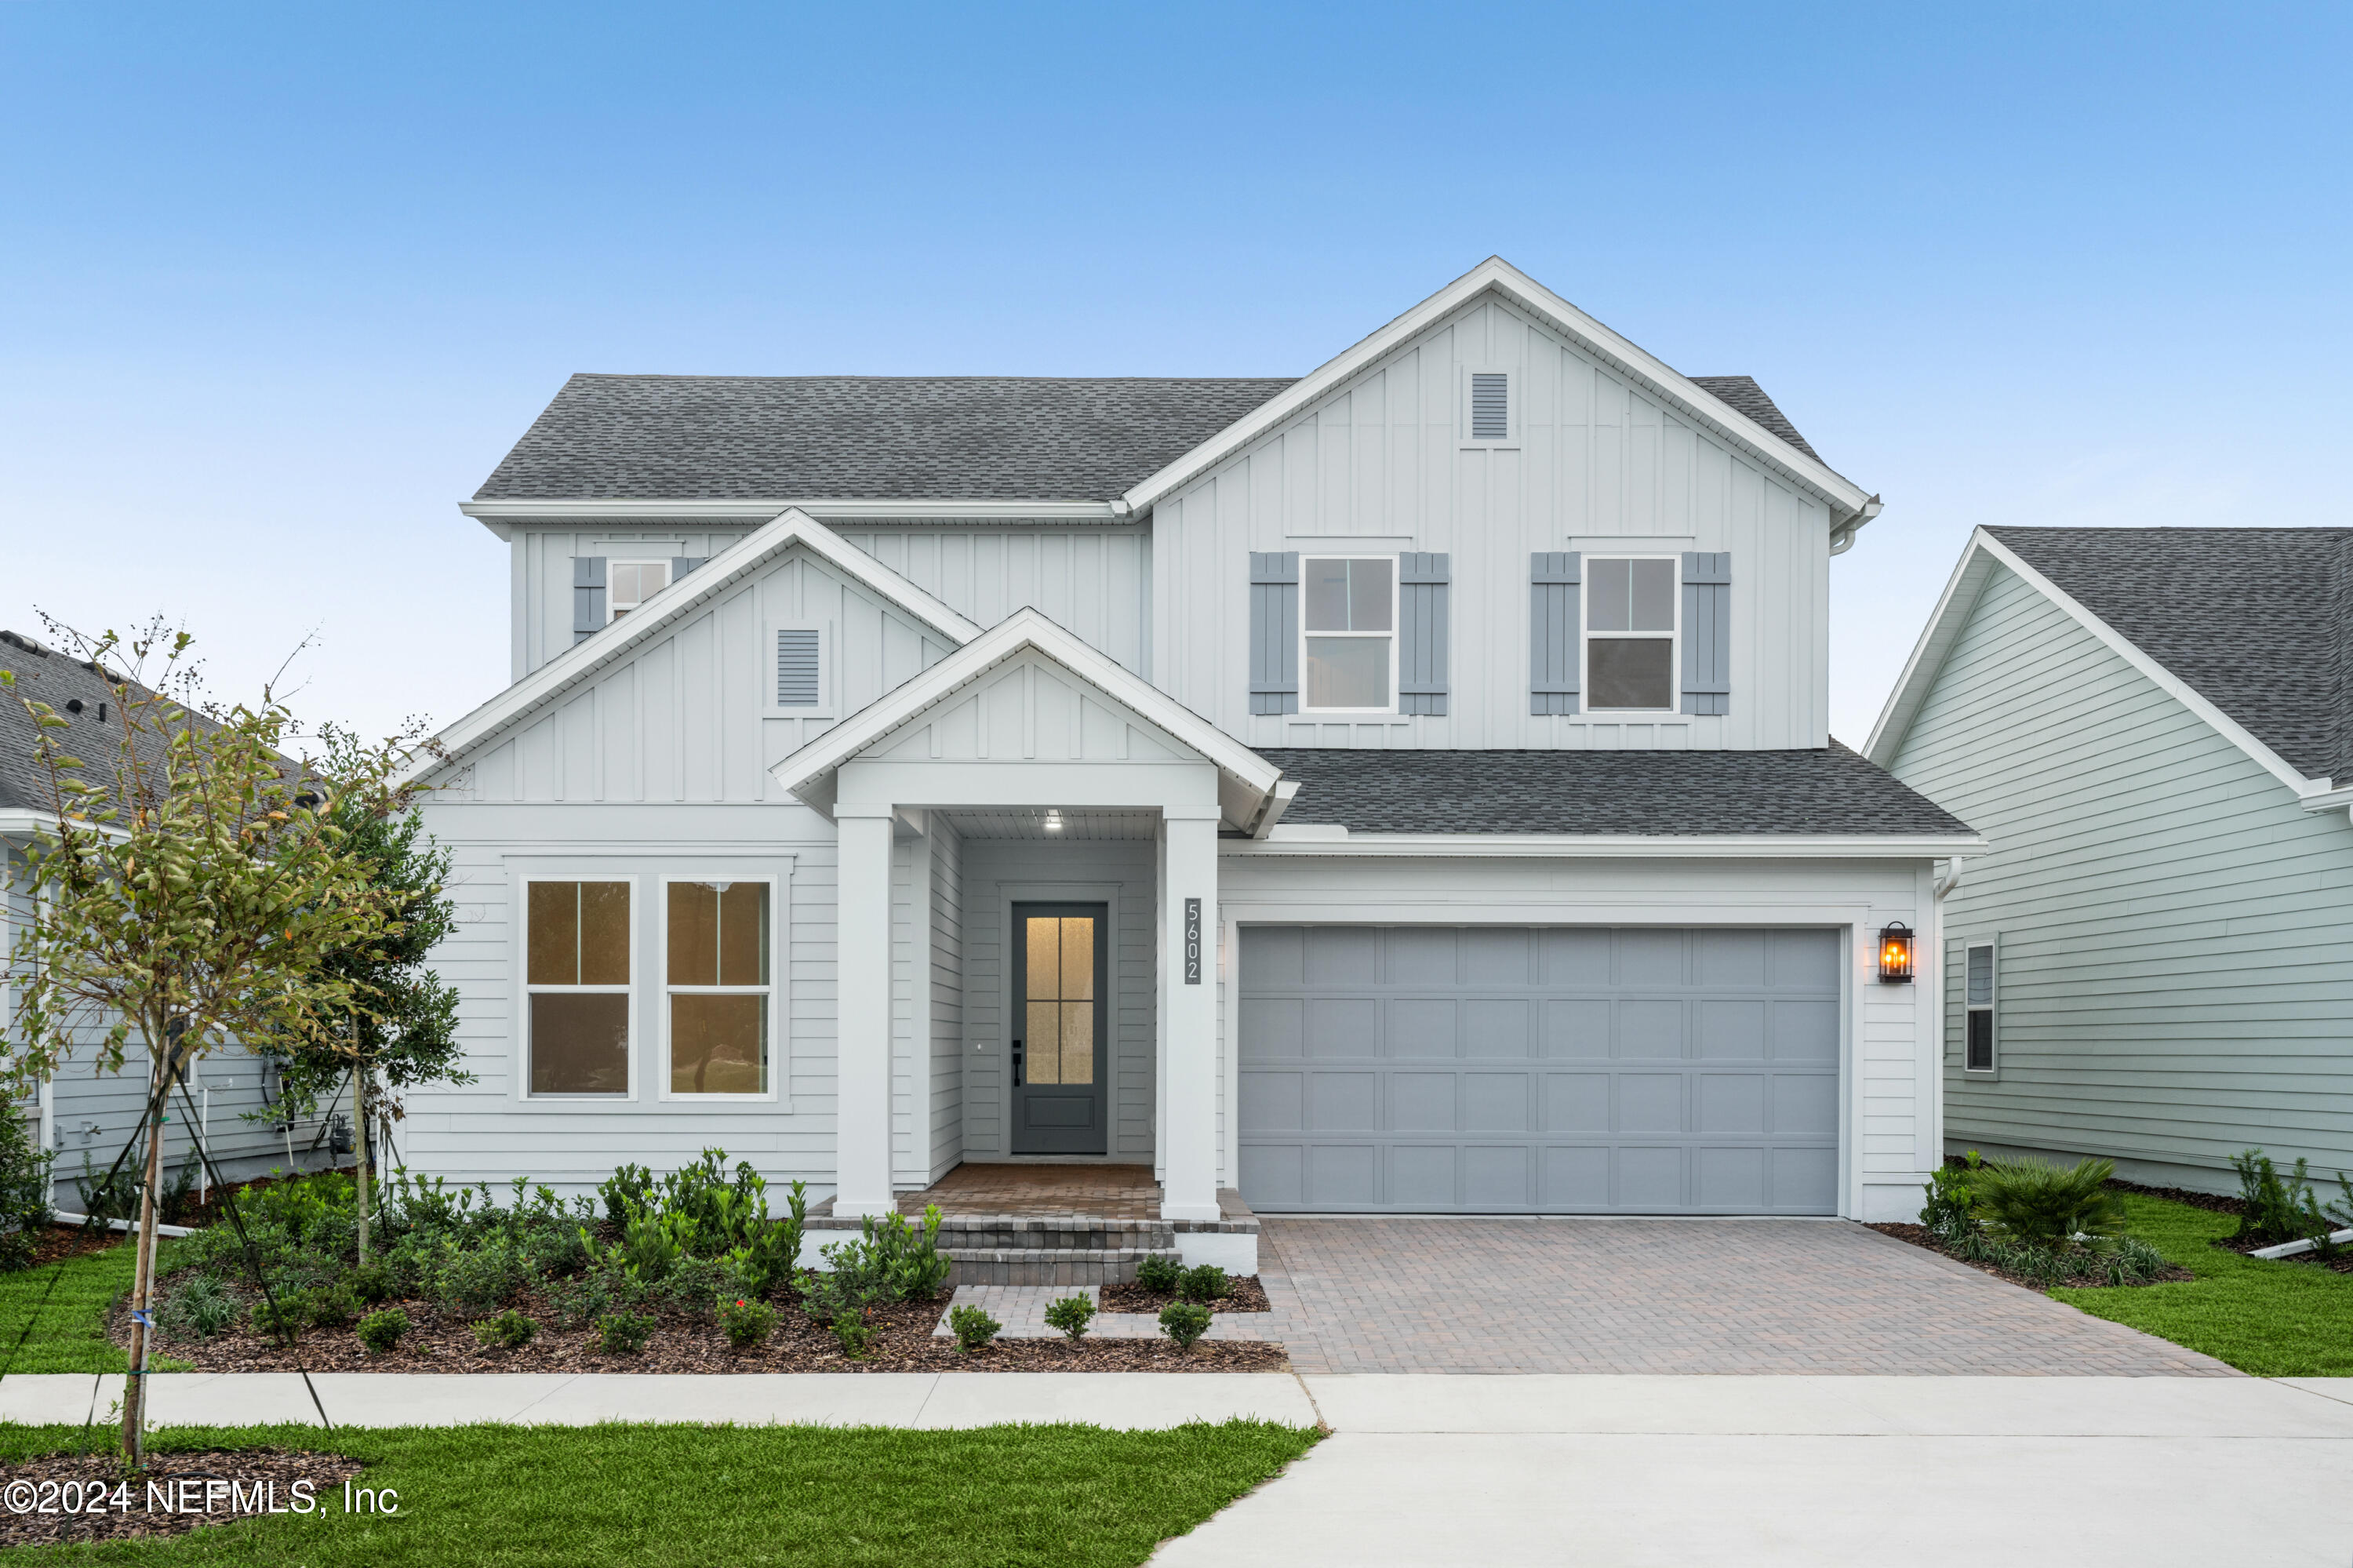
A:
[859,649,1195,766]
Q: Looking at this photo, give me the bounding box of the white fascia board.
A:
[1224,831,1987,860]
[1863,532,2001,766]
[460,499,1123,523]
[402,508,982,787]
[2298,782,2353,816]
[0,808,128,842]
[1122,256,1874,522]
[769,607,1282,814]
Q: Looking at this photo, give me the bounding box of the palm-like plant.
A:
[1973,1156,2127,1247]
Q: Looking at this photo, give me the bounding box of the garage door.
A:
[1237,926,1841,1214]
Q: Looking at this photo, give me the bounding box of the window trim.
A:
[1962,938,1998,1075]
[1460,365,1517,448]
[519,875,639,1101]
[657,875,782,1104]
[767,619,835,717]
[606,559,674,624]
[1297,555,1400,715]
[1581,554,1681,714]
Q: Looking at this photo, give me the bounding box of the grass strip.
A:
[0,1243,136,1376]
[0,1419,1319,1566]
[2054,1192,2353,1376]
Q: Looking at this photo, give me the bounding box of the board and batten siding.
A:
[1152,295,1834,753]
[513,523,762,681]
[1889,563,2353,1191]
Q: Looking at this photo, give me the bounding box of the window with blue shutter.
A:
[671,555,707,582]
[1398,553,1449,715]
[1530,552,1580,715]
[572,557,607,646]
[1679,552,1732,716]
[1248,552,1299,715]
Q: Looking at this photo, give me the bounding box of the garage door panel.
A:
[1239,926,1841,1215]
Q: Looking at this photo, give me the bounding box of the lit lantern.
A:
[1877,922,1915,984]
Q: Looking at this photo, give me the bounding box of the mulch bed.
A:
[1097,1275,1271,1315]
[124,1288,1288,1375]
[1867,1223,2194,1290]
[24,1224,127,1268]
[0,1449,365,1547]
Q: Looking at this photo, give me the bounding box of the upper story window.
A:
[1301,556,1394,711]
[1585,557,1677,711]
[525,879,633,1097]
[608,560,671,622]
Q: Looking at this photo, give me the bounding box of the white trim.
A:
[1582,553,1680,715]
[769,607,1285,824]
[0,809,128,842]
[1865,529,2333,798]
[656,874,781,1104]
[463,499,1122,522]
[1298,555,1399,715]
[404,508,982,786]
[1962,936,1998,1075]
[1231,831,1984,858]
[1120,256,1874,522]
[606,558,673,624]
[517,875,639,1101]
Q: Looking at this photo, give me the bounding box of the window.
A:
[1300,557,1394,711]
[607,561,671,622]
[1462,369,1514,445]
[525,881,632,1096]
[1585,557,1677,710]
[664,879,773,1097]
[1964,940,1997,1072]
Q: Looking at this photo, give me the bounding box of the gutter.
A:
[460,499,1125,524]
[1828,496,1884,557]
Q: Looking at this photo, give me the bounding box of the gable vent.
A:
[1470,373,1509,441]
[776,628,821,707]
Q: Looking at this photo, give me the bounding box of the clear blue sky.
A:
[5,2,2347,744]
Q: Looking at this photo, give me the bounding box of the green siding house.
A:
[1868,526,2353,1195]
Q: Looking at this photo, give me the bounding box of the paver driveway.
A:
[1252,1217,2233,1375]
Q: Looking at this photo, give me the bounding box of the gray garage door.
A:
[1237,926,1842,1214]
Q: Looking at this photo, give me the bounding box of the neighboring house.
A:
[404,255,1980,1252]
[1868,526,2353,1194]
[1,629,317,1205]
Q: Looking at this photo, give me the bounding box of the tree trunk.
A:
[354,1060,369,1264]
[119,1047,169,1466]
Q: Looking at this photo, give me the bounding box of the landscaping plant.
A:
[1180,1264,1229,1303]
[718,1295,775,1350]
[1159,1301,1213,1351]
[948,1303,1002,1352]
[829,1308,874,1359]
[474,1308,536,1350]
[355,1307,409,1355]
[1134,1254,1182,1293]
[1973,1155,2126,1247]
[0,1102,54,1271]
[2230,1149,2315,1246]
[1044,1293,1096,1342]
[1919,1149,1984,1240]
[154,1274,235,1341]
[596,1312,655,1354]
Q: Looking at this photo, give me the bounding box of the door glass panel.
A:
[1059,917,1094,1000]
[1027,918,1059,1003]
[1026,999,1062,1084]
[1024,915,1098,1087]
[1059,1001,1094,1084]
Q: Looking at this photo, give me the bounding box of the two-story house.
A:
[403,257,1980,1263]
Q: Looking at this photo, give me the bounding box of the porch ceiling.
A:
[944,808,1162,840]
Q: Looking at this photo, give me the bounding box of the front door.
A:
[1010,903,1109,1155]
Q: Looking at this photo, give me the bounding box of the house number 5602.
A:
[1183,898,1202,984]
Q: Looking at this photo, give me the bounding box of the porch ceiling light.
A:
[1043,809,1064,834]
[1876,922,1915,984]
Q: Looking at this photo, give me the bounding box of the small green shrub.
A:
[947,1303,1002,1352]
[596,1312,655,1354]
[1134,1254,1182,1293]
[829,1309,874,1359]
[1043,1294,1096,1342]
[306,1283,359,1330]
[2230,1149,2313,1246]
[433,1236,529,1319]
[474,1308,537,1350]
[599,1162,655,1227]
[1179,1264,1229,1304]
[816,1206,951,1304]
[249,1294,307,1342]
[349,1261,395,1307]
[718,1296,776,1350]
[0,1101,56,1270]
[156,1160,202,1226]
[1920,1151,1984,1239]
[1974,1156,2126,1247]
[355,1308,409,1355]
[1158,1301,1213,1351]
[156,1275,238,1341]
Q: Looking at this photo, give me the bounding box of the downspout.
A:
[1933,857,1965,901]
[1828,495,1884,557]
[1248,779,1300,840]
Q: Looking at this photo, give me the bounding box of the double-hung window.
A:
[525,880,633,1096]
[1963,940,1997,1073]
[607,561,672,622]
[1300,557,1395,711]
[1585,557,1677,711]
[664,879,774,1097]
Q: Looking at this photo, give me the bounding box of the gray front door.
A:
[1237,926,1842,1213]
[1010,903,1109,1155]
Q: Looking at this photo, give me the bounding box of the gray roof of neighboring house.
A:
[1258,743,1970,836]
[475,369,1824,504]
[0,631,136,814]
[1989,526,2353,784]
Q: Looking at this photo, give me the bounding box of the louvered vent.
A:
[776,628,821,707]
[1470,373,1509,440]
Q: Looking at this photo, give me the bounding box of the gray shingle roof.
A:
[475,375,1299,503]
[1259,744,1970,836]
[0,631,136,813]
[1688,376,1821,463]
[1989,526,2353,784]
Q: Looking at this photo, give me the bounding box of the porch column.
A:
[1160,808,1220,1223]
[835,805,896,1218]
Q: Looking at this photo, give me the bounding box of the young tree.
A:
[0,624,414,1464]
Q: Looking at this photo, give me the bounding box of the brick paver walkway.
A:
[888,1163,1163,1221]
[1254,1217,2235,1376]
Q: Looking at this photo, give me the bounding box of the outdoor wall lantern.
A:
[1876,922,1915,984]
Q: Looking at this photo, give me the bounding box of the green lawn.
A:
[0,1241,136,1375]
[0,1420,1318,1566]
[2053,1192,2353,1376]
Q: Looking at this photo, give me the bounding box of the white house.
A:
[404,257,1980,1259]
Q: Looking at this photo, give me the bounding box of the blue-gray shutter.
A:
[671,555,707,583]
[1680,551,1731,715]
[1249,552,1299,715]
[775,628,821,708]
[1530,551,1580,715]
[1398,553,1449,715]
[571,557,607,646]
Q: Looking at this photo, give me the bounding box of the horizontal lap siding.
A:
[1890,566,2353,1184]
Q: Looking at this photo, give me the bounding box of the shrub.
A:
[75,1151,137,1235]
[599,1162,654,1228]
[1159,1301,1213,1351]
[549,1268,627,1329]
[0,1108,54,1271]
[2230,1149,2314,1246]
[1043,1294,1096,1343]
[947,1303,1002,1352]
[816,1206,951,1304]
[433,1236,529,1319]
[349,1261,395,1307]
[718,1296,775,1350]
[244,1169,358,1247]
[829,1309,874,1359]
[474,1309,537,1350]
[596,1312,655,1354]
[250,1293,307,1342]
[1973,1156,2126,1247]
[156,1275,237,1341]
[1134,1254,1182,1294]
[1919,1151,1984,1239]
[306,1284,359,1330]
[156,1160,202,1227]
[1179,1264,1229,1304]
[355,1308,409,1355]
